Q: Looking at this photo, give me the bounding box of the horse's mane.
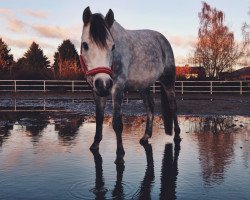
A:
[89,14,109,49]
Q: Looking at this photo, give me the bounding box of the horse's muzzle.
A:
[94,78,113,97]
[79,55,113,88]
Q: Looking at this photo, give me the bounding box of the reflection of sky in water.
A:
[0,112,249,200]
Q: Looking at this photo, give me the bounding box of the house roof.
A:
[233,67,250,76]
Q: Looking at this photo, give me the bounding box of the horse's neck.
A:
[111,22,127,41]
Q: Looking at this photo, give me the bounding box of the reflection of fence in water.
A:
[0,99,132,111]
[0,99,69,111]
[0,80,250,94]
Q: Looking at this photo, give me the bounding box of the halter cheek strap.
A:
[79,54,113,86]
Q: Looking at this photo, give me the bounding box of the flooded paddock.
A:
[0,112,249,200]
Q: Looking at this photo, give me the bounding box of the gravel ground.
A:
[0,92,250,116]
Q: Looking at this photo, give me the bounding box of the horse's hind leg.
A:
[139,88,155,143]
[90,93,106,150]
[160,84,181,142]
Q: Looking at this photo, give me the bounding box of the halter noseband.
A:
[79,53,113,88]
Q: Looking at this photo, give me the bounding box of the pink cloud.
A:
[0,8,12,16]
[24,9,49,19]
[0,9,26,32]
[3,35,54,49]
[31,24,82,44]
[32,24,69,39]
[7,17,26,32]
[169,35,197,48]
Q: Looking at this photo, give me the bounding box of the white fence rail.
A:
[0,80,250,94]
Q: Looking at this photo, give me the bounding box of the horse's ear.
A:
[105,9,114,28]
[83,6,92,25]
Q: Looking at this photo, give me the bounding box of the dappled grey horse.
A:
[80,7,181,163]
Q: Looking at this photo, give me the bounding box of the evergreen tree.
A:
[53,52,59,76]
[53,39,80,79]
[0,38,14,69]
[13,42,52,79]
[24,42,50,70]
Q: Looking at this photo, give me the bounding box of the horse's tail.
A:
[160,84,173,136]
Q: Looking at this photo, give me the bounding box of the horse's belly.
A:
[126,64,163,90]
[126,75,158,90]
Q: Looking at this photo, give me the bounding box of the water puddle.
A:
[0,112,249,199]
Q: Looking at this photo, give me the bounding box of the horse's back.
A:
[124,29,176,89]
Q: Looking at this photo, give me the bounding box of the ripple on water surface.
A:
[68,179,139,200]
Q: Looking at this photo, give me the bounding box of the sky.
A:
[0,0,249,65]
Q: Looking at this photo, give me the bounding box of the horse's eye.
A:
[82,42,89,51]
[111,44,115,51]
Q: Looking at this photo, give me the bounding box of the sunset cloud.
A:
[7,17,26,32]
[0,8,12,16]
[3,35,54,50]
[31,23,82,43]
[24,9,49,19]
[0,9,26,32]
[32,24,70,39]
[169,35,197,48]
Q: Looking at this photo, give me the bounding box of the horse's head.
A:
[80,7,115,97]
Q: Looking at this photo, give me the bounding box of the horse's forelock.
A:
[89,14,109,49]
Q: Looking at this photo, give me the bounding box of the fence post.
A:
[210,81,213,94]
[72,81,74,93]
[240,81,242,95]
[14,80,16,92]
[43,81,46,92]
[181,81,184,94]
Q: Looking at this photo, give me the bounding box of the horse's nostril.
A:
[108,79,113,89]
[95,79,102,89]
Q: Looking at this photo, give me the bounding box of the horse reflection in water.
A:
[90,142,180,199]
[135,143,155,200]
[90,149,109,199]
[160,143,180,200]
[90,148,125,200]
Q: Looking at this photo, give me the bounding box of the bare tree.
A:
[194,2,246,79]
[239,8,250,67]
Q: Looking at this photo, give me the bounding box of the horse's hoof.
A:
[114,157,125,164]
[90,142,99,150]
[139,138,149,145]
[139,134,150,144]
[174,136,182,143]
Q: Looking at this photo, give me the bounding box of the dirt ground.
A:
[175,94,250,116]
[134,93,250,116]
[0,92,250,116]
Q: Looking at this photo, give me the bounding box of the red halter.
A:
[79,54,113,86]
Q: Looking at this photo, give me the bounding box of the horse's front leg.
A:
[90,93,106,150]
[112,84,125,164]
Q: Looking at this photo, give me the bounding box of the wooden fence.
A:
[0,80,249,94]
